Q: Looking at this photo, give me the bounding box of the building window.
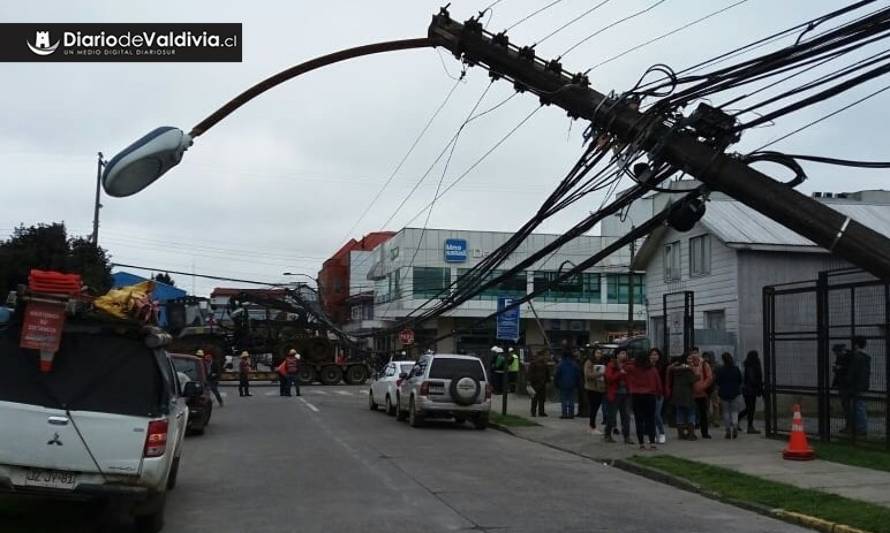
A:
[704,309,725,331]
[413,267,451,298]
[458,269,526,300]
[606,273,645,304]
[689,235,711,277]
[664,241,681,282]
[532,272,600,302]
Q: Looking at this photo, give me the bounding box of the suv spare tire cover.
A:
[450,376,480,406]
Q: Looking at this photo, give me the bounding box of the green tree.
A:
[152,272,175,286]
[0,223,113,298]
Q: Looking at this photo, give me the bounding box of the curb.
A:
[490,427,873,533]
[773,511,872,533]
[488,421,515,435]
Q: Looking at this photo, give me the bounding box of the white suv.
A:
[0,321,189,532]
[369,360,416,416]
[396,354,491,429]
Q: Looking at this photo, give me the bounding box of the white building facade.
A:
[363,227,645,355]
[633,185,890,359]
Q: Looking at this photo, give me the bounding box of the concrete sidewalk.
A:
[494,393,890,508]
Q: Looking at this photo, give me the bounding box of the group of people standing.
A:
[543,344,765,449]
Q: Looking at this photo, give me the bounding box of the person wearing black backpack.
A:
[715,352,743,439]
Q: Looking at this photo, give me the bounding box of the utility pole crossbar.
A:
[427,10,890,280]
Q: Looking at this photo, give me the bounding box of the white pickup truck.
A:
[0,319,190,532]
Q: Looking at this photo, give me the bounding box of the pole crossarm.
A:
[427,9,890,280]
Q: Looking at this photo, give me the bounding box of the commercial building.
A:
[317,231,394,325]
[355,226,645,355]
[632,183,890,359]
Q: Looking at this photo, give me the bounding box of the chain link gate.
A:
[764,268,889,447]
[663,291,694,359]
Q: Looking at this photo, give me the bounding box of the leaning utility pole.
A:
[427,10,890,280]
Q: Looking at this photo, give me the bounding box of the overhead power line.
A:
[534,0,613,47]
[561,0,669,58]
[504,0,567,32]
[751,80,890,151]
[341,76,463,241]
[586,0,750,72]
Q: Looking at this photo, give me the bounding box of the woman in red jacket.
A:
[626,352,663,450]
[604,349,633,444]
[690,348,714,439]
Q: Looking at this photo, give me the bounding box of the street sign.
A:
[399,328,415,345]
[496,296,520,342]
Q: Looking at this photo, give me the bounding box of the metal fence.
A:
[763,268,888,447]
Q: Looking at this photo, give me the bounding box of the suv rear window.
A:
[0,325,166,417]
[429,358,485,381]
[173,357,204,382]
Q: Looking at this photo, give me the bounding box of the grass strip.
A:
[630,455,890,533]
[811,440,890,473]
[490,412,539,427]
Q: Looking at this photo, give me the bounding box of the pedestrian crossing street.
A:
[219,387,369,398]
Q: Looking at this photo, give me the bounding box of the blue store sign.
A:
[444,238,468,263]
[496,296,521,342]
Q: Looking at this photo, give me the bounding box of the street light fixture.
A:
[102,37,433,198]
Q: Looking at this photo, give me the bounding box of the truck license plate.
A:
[23,469,77,490]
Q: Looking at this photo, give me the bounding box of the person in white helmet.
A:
[490,346,506,395]
[284,349,302,396]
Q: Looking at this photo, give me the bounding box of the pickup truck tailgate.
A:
[0,401,147,475]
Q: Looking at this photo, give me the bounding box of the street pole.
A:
[527,299,552,351]
[91,152,105,245]
[427,11,890,280]
[627,228,635,337]
[502,365,509,416]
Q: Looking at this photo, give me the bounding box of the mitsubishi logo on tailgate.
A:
[47,432,63,446]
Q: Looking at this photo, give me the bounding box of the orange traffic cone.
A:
[782,404,815,461]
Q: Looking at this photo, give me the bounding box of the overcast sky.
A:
[2,0,888,296]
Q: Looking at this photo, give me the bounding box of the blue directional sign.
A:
[444,238,467,263]
[496,296,520,342]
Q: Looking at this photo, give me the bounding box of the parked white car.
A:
[396,354,491,429]
[369,360,415,416]
[0,322,189,533]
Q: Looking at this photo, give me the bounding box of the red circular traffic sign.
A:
[399,328,415,345]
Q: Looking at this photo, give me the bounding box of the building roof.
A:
[632,197,890,268]
[112,271,187,302]
[323,231,395,267]
[702,200,890,249]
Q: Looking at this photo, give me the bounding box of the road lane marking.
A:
[334,390,352,396]
[358,390,369,395]
[298,397,320,412]
[310,390,328,395]
[265,391,277,396]
[220,392,228,398]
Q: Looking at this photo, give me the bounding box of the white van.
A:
[0,320,189,532]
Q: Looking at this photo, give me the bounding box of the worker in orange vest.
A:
[284,349,302,397]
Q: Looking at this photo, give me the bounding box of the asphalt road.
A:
[2,384,811,533]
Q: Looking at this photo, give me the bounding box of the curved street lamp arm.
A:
[189,37,435,138]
